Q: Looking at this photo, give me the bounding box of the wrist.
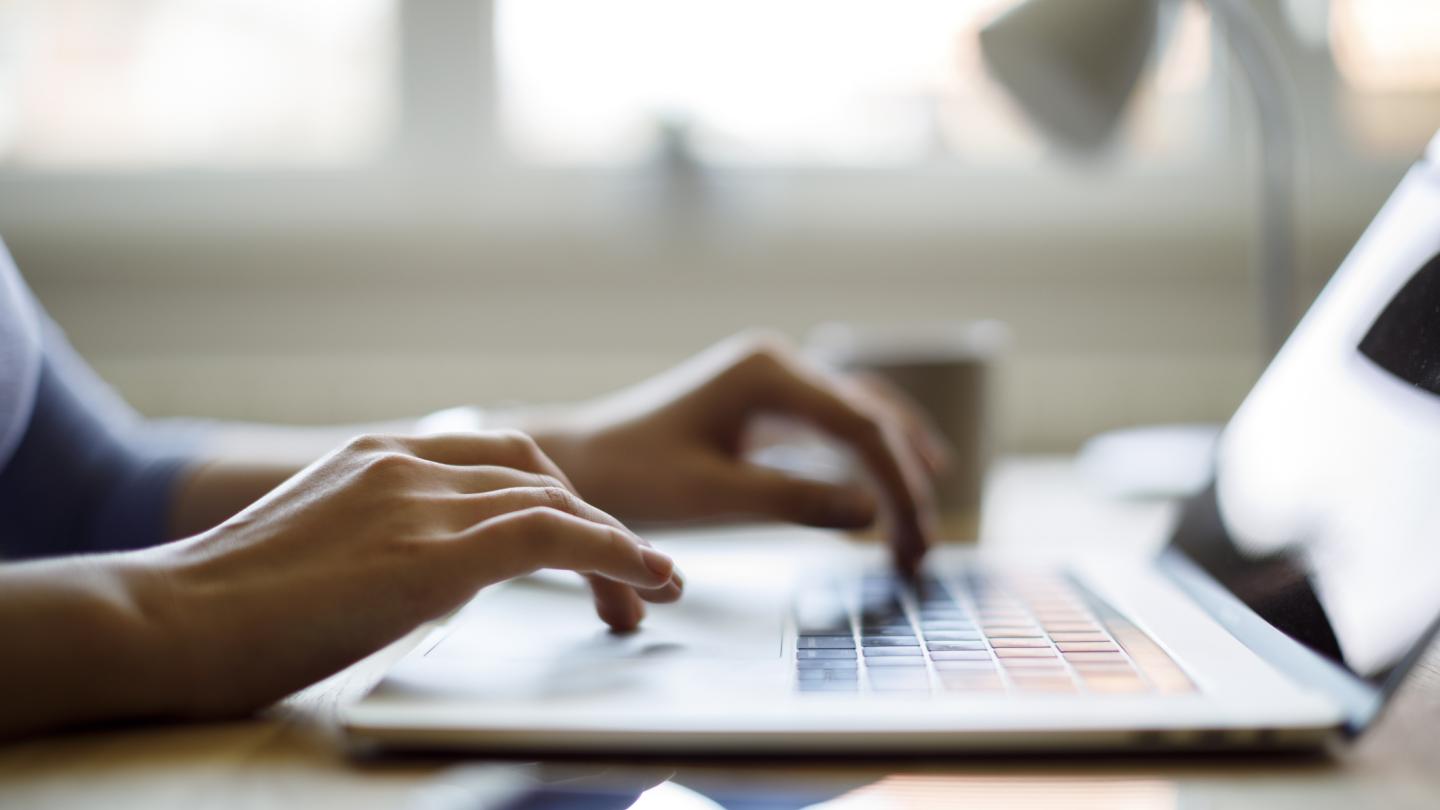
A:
[0,552,191,736]
[118,538,258,720]
[103,548,211,720]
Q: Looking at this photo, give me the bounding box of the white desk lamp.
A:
[979,0,1300,498]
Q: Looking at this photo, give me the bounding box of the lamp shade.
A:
[979,0,1161,153]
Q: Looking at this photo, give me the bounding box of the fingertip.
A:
[892,542,924,581]
[889,515,932,579]
[639,546,675,583]
[638,570,685,604]
[598,594,645,633]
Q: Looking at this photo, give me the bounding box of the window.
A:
[496,0,1214,167]
[0,0,396,168]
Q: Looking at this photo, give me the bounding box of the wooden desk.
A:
[3,457,1437,809]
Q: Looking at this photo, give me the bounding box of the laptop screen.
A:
[1169,137,1440,691]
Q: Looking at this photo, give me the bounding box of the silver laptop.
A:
[345,134,1440,756]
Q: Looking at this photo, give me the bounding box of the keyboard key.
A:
[1043,622,1101,633]
[1062,651,1129,665]
[797,659,861,670]
[930,650,992,661]
[984,625,1042,637]
[865,656,927,667]
[861,626,918,636]
[978,611,1030,622]
[1048,632,1110,643]
[796,668,859,681]
[925,641,987,652]
[995,647,1057,658]
[797,649,857,660]
[1036,608,1088,619]
[989,638,1051,648]
[923,630,982,641]
[999,657,1066,669]
[798,636,855,649]
[919,621,975,631]
[927,657,996,668]
[862,636,921,647]
[1056,641,1119,653]
[869,673,931,689]
[863,646,924,657]
[858,662,927,674]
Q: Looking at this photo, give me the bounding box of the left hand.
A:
[523,332,947,574]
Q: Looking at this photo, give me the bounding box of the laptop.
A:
[345,133,1440,756]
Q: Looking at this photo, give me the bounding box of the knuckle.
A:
[358,449,418,481]
[490,428,540,455]
[537,486,579,515]
[530,473,567,492]
[517,505,566,532]
[599,526,627,556]
[737,330,792,366]
[344,432,398,456]
[514,506,566,555]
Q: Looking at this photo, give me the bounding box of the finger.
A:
[584,573,647,632]
[399,430,577,490]
[442,487,686,603]
[447,485,685,578]
[711,462,879,530]
[458,506,676,591]
[743,353,936,574]
[636,566,684,604]
[443,485,606,526]
[440,465,571,497]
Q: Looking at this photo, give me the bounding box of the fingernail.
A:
[668,567,685,592]
[641,547,674,579]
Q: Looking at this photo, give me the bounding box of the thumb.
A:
[720,465,879,529]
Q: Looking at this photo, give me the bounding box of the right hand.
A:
[127,431,680,719]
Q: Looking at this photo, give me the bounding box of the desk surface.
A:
[3,456,1438,809]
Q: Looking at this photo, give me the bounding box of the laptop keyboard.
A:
[794,569,1195,696]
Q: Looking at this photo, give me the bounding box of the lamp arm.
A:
[1203,0,1302,357]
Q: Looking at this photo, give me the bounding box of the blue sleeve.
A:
[0,317,206,560]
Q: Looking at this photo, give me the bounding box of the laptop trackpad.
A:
[424,555,790,662]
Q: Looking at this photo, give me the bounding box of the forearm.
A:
[0,554,181,739]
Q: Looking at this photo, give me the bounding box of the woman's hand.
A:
[129,431,679,719]
[525,333,946,574]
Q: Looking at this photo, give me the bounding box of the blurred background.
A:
[1,0,1437,451]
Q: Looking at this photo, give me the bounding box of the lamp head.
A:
[979,0,1162,153]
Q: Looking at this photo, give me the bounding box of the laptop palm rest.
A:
[368,532,851,703]
[425,565,786,662]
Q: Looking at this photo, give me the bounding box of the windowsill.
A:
[0,149,1410,285]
